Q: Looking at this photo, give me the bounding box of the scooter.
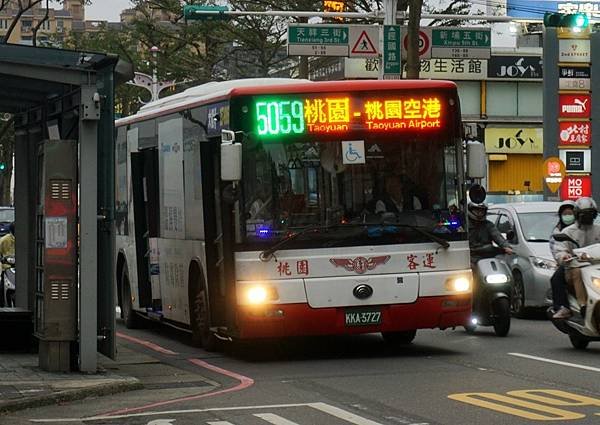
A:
[466,245,513,337]
[548,238,600,350]
[1,255,15,308]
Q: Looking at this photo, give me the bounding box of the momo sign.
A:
[561,175,592,201]
[484,127,543,154]
[559,94,591,119]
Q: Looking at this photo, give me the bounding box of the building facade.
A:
[0,0,84,45]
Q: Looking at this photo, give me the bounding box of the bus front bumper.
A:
[234,294,471,340]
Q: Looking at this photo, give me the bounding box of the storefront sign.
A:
[484,127,543,154]
[544,157,566,193]
[559,121,591,146]
[558,39,591,63]
[561,175,592,201]
[559,66,591,90]
[559,149,591,173]
[402,58,486,80]
[487,56,542,79]
[344,57,379,79]
[558,94,591,119]
[507,1,600,19]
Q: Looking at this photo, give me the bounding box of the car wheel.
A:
[511,270,527,318]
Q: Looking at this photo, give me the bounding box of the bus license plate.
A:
[345,309,382,326]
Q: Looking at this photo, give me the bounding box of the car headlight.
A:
[485,274,509,284]
[446,277,470,292]
[245,285,278,305]
[530,256,557,270]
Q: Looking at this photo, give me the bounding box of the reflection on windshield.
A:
[518,212,558,241]
[241,137,464,248]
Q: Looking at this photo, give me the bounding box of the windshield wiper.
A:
[259,222,449,261]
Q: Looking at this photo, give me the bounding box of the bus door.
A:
[130,147,159,309]
[200,140,228,327]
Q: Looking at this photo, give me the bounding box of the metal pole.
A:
[187,9,533,23]
[151,46,159,102]
[79,85,99,373]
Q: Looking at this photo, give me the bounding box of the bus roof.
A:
[116,78,458,127]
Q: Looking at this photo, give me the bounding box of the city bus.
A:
[115,78,474,350]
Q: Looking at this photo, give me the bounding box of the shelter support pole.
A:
[79,85,99,372]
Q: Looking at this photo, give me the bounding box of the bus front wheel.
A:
[191,288,219,351]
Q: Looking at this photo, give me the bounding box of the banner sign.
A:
[487,56,542,79]
[484,127,543,154]
[559,66,591,90]
[559,121,591,146]
[558,39,591,63]
[544,157,566,193]
[559,149,591,173]
[507,1,600,19]
[402,58,486,80]
[561,175,592,201]
[558,94,591,119]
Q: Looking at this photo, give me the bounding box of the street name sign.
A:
[288,24,381,58]
[431,28,491,59]
[288,24,349,56]
[384,25,401,76]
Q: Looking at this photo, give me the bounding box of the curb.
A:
[0,377,143,414]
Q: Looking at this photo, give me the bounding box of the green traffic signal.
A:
[0,163,5,171]
[184,5,229,21]
[544,12,589,30]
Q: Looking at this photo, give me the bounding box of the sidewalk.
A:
[0,338,218,414]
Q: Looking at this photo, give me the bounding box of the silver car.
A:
[487,202,562,317]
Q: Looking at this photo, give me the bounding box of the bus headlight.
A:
[485,274,509,284]
[446,277,470,292]
[246,285,278,305]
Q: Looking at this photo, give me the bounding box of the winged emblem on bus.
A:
[329,255,391,274]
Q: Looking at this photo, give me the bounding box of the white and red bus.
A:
[115,78,474,349]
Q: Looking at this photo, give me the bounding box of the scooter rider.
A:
[0,222,15,307]
[549,201,576,319]
[468,202,513,262]
[552,197,600,318]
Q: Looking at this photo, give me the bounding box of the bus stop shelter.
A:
[0,44,132,372]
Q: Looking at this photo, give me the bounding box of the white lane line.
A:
[254,413,301,424]
[309,402,384,425]
[207,422,235,425]
[29,403,312,423]
[508,352,600,373]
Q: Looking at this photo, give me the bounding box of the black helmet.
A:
[8,222,14,235]
[468,202,487,222]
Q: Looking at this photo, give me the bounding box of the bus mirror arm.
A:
[221,130,243,181]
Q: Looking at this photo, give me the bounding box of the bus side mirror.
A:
[466,141,486,179]
[221,130,242,181]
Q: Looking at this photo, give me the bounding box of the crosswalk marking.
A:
[254,413,301,424]
[310,402,384,425]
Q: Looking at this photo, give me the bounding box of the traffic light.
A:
[0,163,5,172]
[184,5,230,21]
[544,12,589,31]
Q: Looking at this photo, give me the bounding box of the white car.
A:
[487,202,563,317]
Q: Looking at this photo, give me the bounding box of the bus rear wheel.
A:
[120,267,143,329]
[191,288,219,352]
[382,330,417,345]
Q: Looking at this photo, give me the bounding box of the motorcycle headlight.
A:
[485,274,509,284]
[592,277,600,292]
[530,256,557,270]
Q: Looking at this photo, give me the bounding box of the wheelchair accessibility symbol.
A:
[342,140,366,164]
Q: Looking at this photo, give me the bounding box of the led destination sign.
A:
[253,93,445,138]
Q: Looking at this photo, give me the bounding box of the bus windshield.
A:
[240,136,464,250]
